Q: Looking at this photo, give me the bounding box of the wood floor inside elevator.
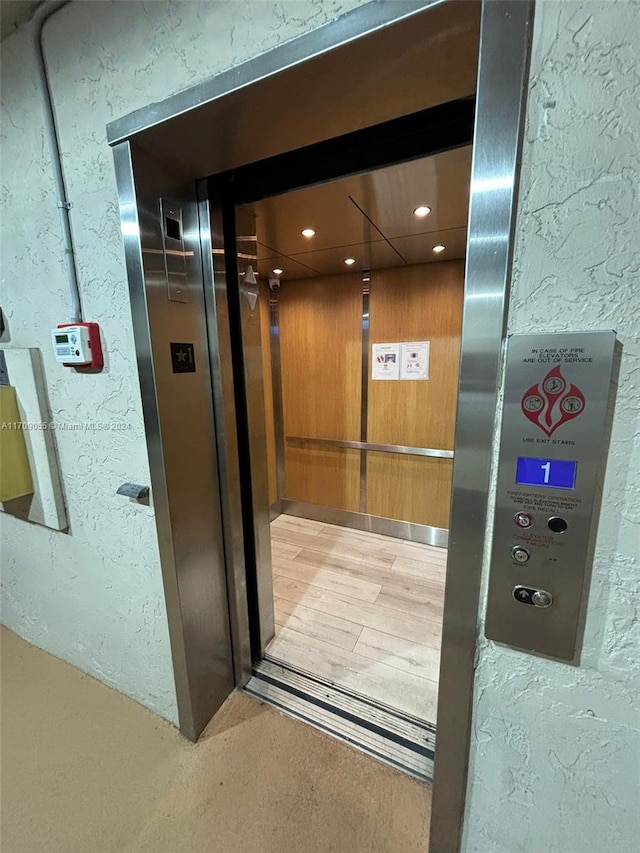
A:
[266,515,445,722]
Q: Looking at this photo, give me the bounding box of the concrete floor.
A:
[0,627,430,853]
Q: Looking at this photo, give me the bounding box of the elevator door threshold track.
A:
[245,656,436,782]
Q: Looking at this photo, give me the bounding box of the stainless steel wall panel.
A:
[359,281,371,514]
[430,3,534,851]
[113,142,234,741]
[235,207,276,655]
[281,501,448,549]
[197,185,252,686]
[268,293,286,501]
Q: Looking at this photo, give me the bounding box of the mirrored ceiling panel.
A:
[254,144,471,281]
[285,239,403,277]
[256,183,372,258]
[260,252,320,279]
[391,227,468,266]
[355,147,472,239]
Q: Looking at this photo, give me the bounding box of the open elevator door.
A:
[205,185,441,782]
[204,97,479,672]
[197,98,482,784]
[229,204,275,659]
[199,189,275,662]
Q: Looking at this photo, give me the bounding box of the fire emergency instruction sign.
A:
[497,331,617,523]
[372,341,430,381]
[517,342,597,439]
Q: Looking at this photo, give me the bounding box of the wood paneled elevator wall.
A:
[261,260,464,529]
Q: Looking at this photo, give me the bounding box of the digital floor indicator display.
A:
[485,331,617,662]
[515,457,578,490]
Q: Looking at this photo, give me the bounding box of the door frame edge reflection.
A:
[196,181,254,686]
[431,3,535,851]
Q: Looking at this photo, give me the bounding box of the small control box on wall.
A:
[51,323,103,369]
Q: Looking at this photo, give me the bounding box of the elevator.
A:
[109,2,534,850]
[220,148,472,777]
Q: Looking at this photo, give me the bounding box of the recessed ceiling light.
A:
[272,268,284,275]
[432,245,446,254]
[301,228,316,238]
[344,257,356,266]
[413,205,431,217]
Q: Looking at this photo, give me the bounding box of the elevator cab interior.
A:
[222,137,473,776]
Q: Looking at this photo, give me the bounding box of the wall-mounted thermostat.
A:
[52,323,103,369]
[485,331,617,662]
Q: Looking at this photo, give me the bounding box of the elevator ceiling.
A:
[253,145,472,280]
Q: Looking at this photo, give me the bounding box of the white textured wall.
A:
[0,0,368,724]
[463,2,640,851]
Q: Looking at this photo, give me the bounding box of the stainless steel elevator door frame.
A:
[110,3,534,851]
[113,144,236,741]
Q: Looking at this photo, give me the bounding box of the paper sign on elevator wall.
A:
[400,341,430,380]
[371,343,400,380]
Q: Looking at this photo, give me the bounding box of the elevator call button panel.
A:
[485,331,617,661]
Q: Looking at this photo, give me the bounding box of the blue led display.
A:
[516,457,578,490]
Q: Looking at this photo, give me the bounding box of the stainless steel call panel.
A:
[485,331,617,661]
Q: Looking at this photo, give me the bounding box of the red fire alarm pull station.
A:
[52,322,104,369]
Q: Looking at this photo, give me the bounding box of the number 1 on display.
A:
[516,457,577,490]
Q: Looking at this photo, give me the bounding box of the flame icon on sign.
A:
[521,365,585,437]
